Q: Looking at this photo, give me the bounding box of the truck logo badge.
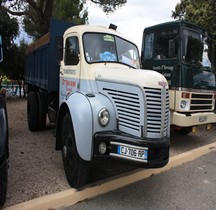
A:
[158,81,167,88]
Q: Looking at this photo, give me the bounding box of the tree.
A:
[53,0,87,25]
[90,0,126,14]
[172,0,216,42]
[0,10,19,47]
[0,10,19,81]
[10,40,28,97]
[0,0,127,39]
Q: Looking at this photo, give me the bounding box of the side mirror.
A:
[55,36,63,61]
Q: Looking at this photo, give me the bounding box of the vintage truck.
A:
[0,34,8,206]
[25,19,170,188]
[141,20,216,135]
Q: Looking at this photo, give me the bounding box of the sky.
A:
[86,0,180,51]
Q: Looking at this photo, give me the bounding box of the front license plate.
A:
[117,144,148,161]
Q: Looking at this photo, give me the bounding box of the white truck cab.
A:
[25,19,170,188]
[55,24,170,187]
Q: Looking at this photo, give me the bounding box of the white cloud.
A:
[87,0,180,51]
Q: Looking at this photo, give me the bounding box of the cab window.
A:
[65,37,79,65]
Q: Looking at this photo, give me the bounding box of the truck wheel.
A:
[174,126,192,135]
[61,113,89,188]
[37,92,47,130]
[0,158,8,206]
[27,92,39,131]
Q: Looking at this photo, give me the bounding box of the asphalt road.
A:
[3,98,216,209]
[59,151,216,210]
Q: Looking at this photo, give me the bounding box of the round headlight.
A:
[180,100,187,109]
[98,108,110,126]
[180,100,190,111]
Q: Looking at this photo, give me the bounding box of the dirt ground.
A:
[3,97,216,208]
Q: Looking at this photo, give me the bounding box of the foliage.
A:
[90,0,126,14]
[0,0,127,39]
[0,9,19,79]
[172,0,216,41]
[0,10,19,47]
[53,0,87,25]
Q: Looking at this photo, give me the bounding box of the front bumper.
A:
[171,111,216,127]
[93,131,170,169]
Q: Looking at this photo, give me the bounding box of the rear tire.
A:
[0,158,8,206]
[37,92,47,130]
[174,126,192,135]
[61,113,89,188]
[27,92,39,131]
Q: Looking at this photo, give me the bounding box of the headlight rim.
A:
[98,108,110,127]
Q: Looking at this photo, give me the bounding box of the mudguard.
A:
[61,92,116,161]
[0,95,8,163]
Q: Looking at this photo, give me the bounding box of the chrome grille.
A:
[102,86,169,138]
[145,88,169,137]
[190,93,214,111]
[103,88,141,136]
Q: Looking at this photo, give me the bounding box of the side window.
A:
[65,36,79,65]
[144,33,154,59]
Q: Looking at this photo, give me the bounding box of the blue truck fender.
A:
[56,92,117,161]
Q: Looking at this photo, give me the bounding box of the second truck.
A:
[25,19,170,188]
[141,20,216,135]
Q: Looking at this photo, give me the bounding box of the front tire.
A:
[61,113,89,188]
[0,158,8,206]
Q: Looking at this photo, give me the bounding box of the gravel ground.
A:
[3,97,216,208]
[5,98,70,208]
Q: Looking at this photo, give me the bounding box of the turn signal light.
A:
[182,92,190,99]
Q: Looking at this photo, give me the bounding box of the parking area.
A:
[3,98,216,208]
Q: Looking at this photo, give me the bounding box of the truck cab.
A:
[25,19,170,188]
[0,34,8,206]
[141,20,216,135]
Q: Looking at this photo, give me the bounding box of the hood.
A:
[95,67,168,89]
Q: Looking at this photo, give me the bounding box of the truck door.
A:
[59,34,80,104]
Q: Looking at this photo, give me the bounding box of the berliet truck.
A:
[25,19,170,188]
[0,34,8,206]
[141,20,216,135]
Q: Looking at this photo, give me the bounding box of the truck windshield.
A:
[83,33,140,68]
[182,28,214,70]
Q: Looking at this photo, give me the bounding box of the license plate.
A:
[117,144,148,161]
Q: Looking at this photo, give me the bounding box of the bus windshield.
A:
[83,33,140,69]
[182,28,214,71]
